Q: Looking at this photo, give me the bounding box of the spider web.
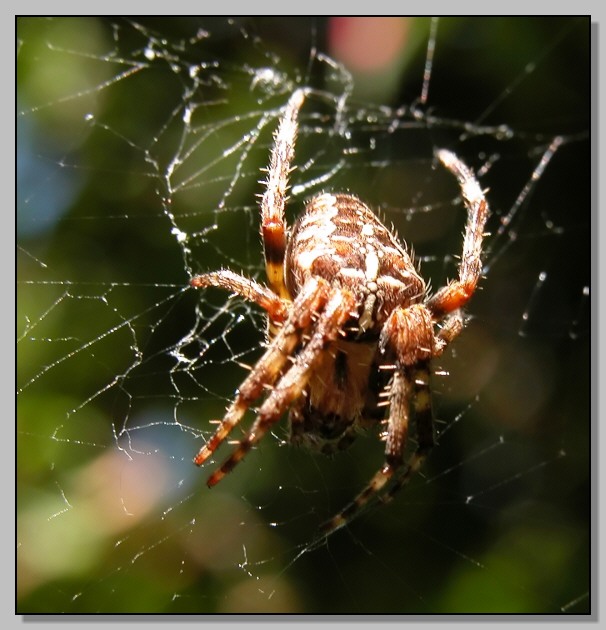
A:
[17,17,592,615]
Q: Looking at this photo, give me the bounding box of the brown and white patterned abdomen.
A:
[285,193,426,335]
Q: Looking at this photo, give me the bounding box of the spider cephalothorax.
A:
[190,89,489,535]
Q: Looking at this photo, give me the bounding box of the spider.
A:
[190,89,489,536]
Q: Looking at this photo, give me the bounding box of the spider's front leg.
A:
[320,368,411,534]
[320,305,436,535]
[192,276,331,470]
[204,284,356,487]
[381,360,434,505]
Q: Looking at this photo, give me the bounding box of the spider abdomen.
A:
[285,193,426,334]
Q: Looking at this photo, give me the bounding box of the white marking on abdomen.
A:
[362,224,374,236]
[339,268,366,280]
[296,221,336,242]
[364,249,380,281]
[298,245,333,270]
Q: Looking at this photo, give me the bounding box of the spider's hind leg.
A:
[427,149,490,319]
[260,89,306,299]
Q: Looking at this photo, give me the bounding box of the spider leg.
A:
[190,270,289,324]
[320,368,413,534]
[320,302,437,536]
[193,276,330,468]
[206,286,356,486]
[260,89,306,299]
[427,149,490,319]
[433,309,465,356]
[382,360,434,504]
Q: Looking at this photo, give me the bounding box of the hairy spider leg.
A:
[193,276,330,468]
[382,361,434,504]
[427,149,490,318]
[260,89,306,300]
[319,300,436,534]
[206,286,356,487]
[319,151,489,535]
[320,361,434,535]
[434,309,465,355]
[190,270,290,324]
